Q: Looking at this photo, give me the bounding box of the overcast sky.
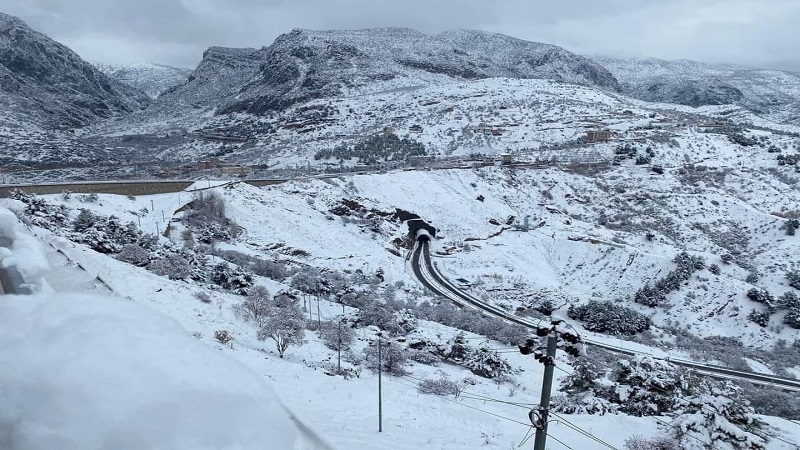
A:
[2,0,799,71]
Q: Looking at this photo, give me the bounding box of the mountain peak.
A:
[0,12,33,32]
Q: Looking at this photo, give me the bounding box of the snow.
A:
[0,207,48,284]
[0,292,327,450]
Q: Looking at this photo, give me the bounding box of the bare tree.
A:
[257,300,305,358]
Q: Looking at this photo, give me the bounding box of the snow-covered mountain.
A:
[598,57,800,125]
[93,62,192,98]
[0,12,150,165]
[0,12,149,129]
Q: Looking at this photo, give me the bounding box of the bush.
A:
[364,342,409,376]
[624,435,679,450]
[784,309,800,329]
[233,286,271,327]
[634,252,705,307]
[408,349,440,366]
[194,291,212,303]
[116,244,150,267]
[147,253,191,280]
[708,264,721,275]
[211,262,255,294]
[418,378,462,397]
[787,270,800,290]
[462,345,514,379]
[568,300,651,335]
[747,309,771,327]
[319,318,355,351]
[214,330,233,345]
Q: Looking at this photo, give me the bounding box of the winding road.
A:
[410,236,800,392]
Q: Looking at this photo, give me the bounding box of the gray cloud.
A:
[1,0,798,71]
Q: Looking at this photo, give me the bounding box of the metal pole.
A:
[337,320,342,373]
[378,337,383,432]
[534,333,558,450]
[317,297,321,328]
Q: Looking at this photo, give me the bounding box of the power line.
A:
[549,412,618,450]
[391,378,534,428]
[400,373,537,409]
[546,432,576,450]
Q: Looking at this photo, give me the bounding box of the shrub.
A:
[568,300,651,335]
[634,252,705,307]
[364,342,409,376]
[408,349,440,366]
[116,244,150,267]
[418,378,462,397]
[233,285,271,327]
[214,330,233,344]
[708,264,721,275]
[211,262,254,294]
[784,309,800,329]
[319,318,355,351]
[747,309,770,327]
[624,435,679,450]
[147,253,191,280]
[194,291,212,303]
[787,270,800,290]
[462,345,514,379]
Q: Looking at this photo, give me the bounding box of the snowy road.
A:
[410,237,800,392]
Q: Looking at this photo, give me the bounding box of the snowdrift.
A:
[0,293,332,450]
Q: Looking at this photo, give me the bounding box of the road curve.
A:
[410,239,800,392]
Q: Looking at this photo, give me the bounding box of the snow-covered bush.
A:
[250,258,289,281]
[567,300,651,335]
[784,309,800,329]
[318,317,355,352]
[747,309,770,327]
[116,244,150,267]
[358,302,417,335]
[462,345,514,379]
[635,252,705,307]
[147,253,191,280]
[194,291,212,303]
[71,209,142,254]
[214,330,233,344]
[671,382,767,450]
[211,262,254,295]
[786,269,800,290]
[418,378,462,397]
[408,349,440,366]
[708,264,721,275]
[185,191,242,244]
[624,435,679,450]
[10,189,69,230]
[364,341,409,376]
[233,285,271,327]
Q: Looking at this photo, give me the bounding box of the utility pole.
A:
[519,317,586,450]
[378,336,383,433]
[316,296,321,328]
[337,319,342,373]
[533,333,557,450]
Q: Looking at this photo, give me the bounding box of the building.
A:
[586,130,614,143]
[221,165,254,177]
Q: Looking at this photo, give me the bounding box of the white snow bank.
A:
[0,207,48,284]
[0,293,329,450]
[0,207,17,241]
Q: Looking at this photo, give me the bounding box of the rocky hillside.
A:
[0,12,149,130]
[598,57,800,125]
[93,62,192,98]
[438,29,619,90]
